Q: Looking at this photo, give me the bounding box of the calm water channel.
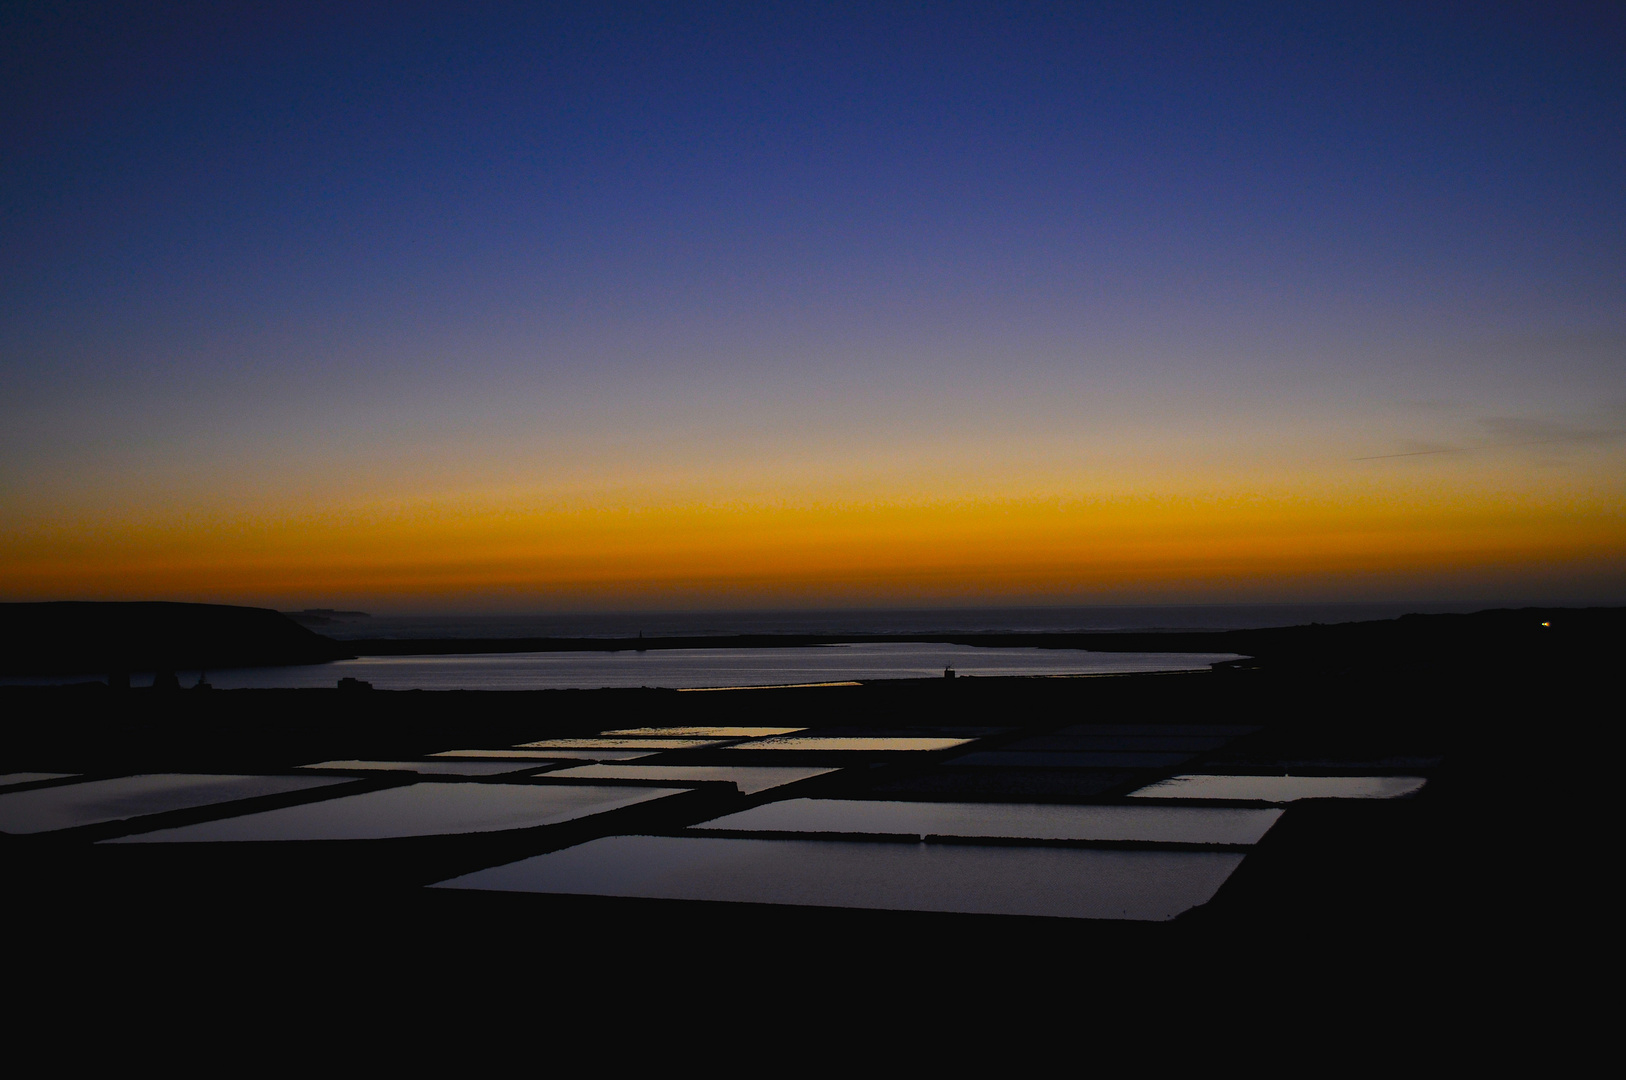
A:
[76,642,1242,691]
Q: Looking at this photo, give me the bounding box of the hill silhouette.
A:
[0,601,354,677]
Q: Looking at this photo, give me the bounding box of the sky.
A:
[2,2,1623,613]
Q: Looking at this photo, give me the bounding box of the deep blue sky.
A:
[3,3,1623,609]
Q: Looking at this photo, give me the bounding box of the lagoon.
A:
[106,642,1242,691]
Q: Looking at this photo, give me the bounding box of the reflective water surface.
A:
[695,798,1282,845]
[600,726,808,738]
[108,783,687,842]
[435,834,1246,921]
[105,642,1241,691]
[431,749,659,761]
[516,738,731,750]
[542,765,837,795]
[0,772,77,790]
[301,760,544,777]
[1129,774,1428,802]
[725,737,975,752]
[0,774,349,835]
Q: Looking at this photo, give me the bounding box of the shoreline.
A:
[1,614,1606,1024]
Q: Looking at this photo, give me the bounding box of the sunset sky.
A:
[3,4,1622,612]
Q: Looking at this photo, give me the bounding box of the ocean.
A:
[302,600,1491,641]
[7,601,1493,691]
[148,641,1244,691]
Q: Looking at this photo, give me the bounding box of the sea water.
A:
[113,642,1242,691]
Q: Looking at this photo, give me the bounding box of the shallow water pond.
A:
[301,760,544,777]
[516,738,731,750]
[435,834,1246,921]
[599,726,808,738]
[725,736,974,752]
[432,748,659,761]
[0,773,348,835]
[541,764,836,795]
[107,783,687,843]
[695,798,1281,845]
[0,772,78,790]
[1128,774,1428,802]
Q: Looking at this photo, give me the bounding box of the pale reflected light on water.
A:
[113,643,1242,691]
[542,765,838,795]
[301,760,544,777]
[0,774,349,835]
[106,783,686,843]
[601,726,809,737]
[516,738,732,750]
[726,737,976,752]
[435,834,1246,921]
[0,772,78,790]
[432,749,659,761]
[1129,774,1428,802]
[695,799,1282,845]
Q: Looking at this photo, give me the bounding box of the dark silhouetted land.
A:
[0,601,353,676]
[1,603,1615,1034]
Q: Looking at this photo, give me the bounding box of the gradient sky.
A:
[3,3,1623,612]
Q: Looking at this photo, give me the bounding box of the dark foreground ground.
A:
[2,608,1613,1044]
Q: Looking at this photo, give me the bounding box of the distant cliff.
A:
[0,602,354,676]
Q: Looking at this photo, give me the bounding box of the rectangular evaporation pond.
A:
[676,682,862,692]
[948,751,1195,769]
[432,749,659,762]
[515,739,731,750]
[599,726,809,738]
[1129,775,1429,803]
[107,783,688,843]
[695,799,1282,846]
[542,765,838,796]
[724,737,975,752]
[301,760,544,778]
[0,772,78,790]
[435,835,1245,922]
[0,774,351,835]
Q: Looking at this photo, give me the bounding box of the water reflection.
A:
[695,798,1281,845]
[0,772,77,790]
[1129,774,1428,802]
[107,783,687,843]
[725,737,975,752]
[74,642,1242,691]
[432,749,659,761]
[0,774,348,835]
[542,765,837,795]
[516,738,731,750]
[301,760,544,777]
[435,835,1246,921]
[600,726,808,738]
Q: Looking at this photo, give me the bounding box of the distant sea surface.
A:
[306,601,1492,641]
[7,602,1491,691]
[112,643,1244,691]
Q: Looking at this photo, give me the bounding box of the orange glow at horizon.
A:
[7,476,1623,610]
[6,7,1625,618]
